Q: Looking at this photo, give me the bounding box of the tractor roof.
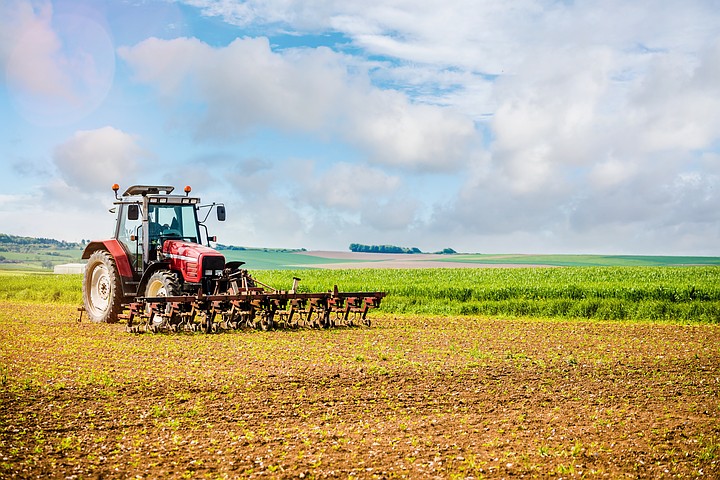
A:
[123,185,175,196]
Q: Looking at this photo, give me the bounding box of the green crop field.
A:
[256,267,720,322]
[1,266,718,322]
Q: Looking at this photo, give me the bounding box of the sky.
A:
[1,0,719,255]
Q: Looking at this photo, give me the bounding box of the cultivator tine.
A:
[124,289,386,334]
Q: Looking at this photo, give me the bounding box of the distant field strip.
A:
[1,266,718,322]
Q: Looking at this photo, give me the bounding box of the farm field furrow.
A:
[1,302,718,478]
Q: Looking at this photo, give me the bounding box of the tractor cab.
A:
[112,184,224,274]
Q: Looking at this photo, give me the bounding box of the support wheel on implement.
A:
[260,310,275,331]
[82,250,123,323]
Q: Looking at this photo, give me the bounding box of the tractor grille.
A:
[201,255,225,277]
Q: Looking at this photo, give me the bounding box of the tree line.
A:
[0,233,85,249]
[349,244,456,254]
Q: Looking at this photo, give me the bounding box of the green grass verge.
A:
[0,273,83,304]
[1,266,718,322]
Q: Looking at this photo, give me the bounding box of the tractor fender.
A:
[137,261,174,297]
[82,240,137,297]
[82,240,134,277]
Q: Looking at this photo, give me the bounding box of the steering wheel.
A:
[159,224,183,237]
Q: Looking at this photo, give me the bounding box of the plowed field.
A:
[1,302,718,478]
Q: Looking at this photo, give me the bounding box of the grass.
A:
[0,272,83,303]
[1,266,718,322]
[253,267,720,322]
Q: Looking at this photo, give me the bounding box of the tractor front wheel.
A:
[145,270,181,297]
[145,271,182,328]
[83,250,123,323]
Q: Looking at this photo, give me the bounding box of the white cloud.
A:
[343,89,478,170]
[118,36,480,172]
[589,157,639,189]
[626,43,720,153]
[53,127,146,191]
[301,162,400,210]
[118,36,350,132]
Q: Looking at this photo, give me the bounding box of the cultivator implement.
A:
[123,287,386,333]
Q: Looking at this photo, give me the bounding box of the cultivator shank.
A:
[123,287,385,333]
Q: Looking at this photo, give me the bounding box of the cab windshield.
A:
[148,204,199,243]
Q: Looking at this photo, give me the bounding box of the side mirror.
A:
[216,205,226,222]
[128,204,139,221]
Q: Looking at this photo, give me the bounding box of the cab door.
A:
[115,204,142,274]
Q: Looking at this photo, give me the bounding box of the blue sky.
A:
[1,0,719,255]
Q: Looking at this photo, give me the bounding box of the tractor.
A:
[81,184,384,332]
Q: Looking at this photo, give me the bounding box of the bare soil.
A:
[1,303,718,478]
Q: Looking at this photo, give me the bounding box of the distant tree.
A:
[349,243,423,254]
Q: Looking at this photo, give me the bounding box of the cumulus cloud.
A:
[626,43,720,153]
[118,36,479,171]
[342,89,478,170]
[53,127,146,191]
[406,4,718,253]
[300,162,400,210]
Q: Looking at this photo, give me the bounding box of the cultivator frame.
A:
[123,287,386,333]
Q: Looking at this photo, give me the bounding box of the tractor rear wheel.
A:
[83,250,122,323]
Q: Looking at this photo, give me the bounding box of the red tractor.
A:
[81,184,384,332]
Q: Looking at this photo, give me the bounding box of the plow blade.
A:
[122,288,386,333]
